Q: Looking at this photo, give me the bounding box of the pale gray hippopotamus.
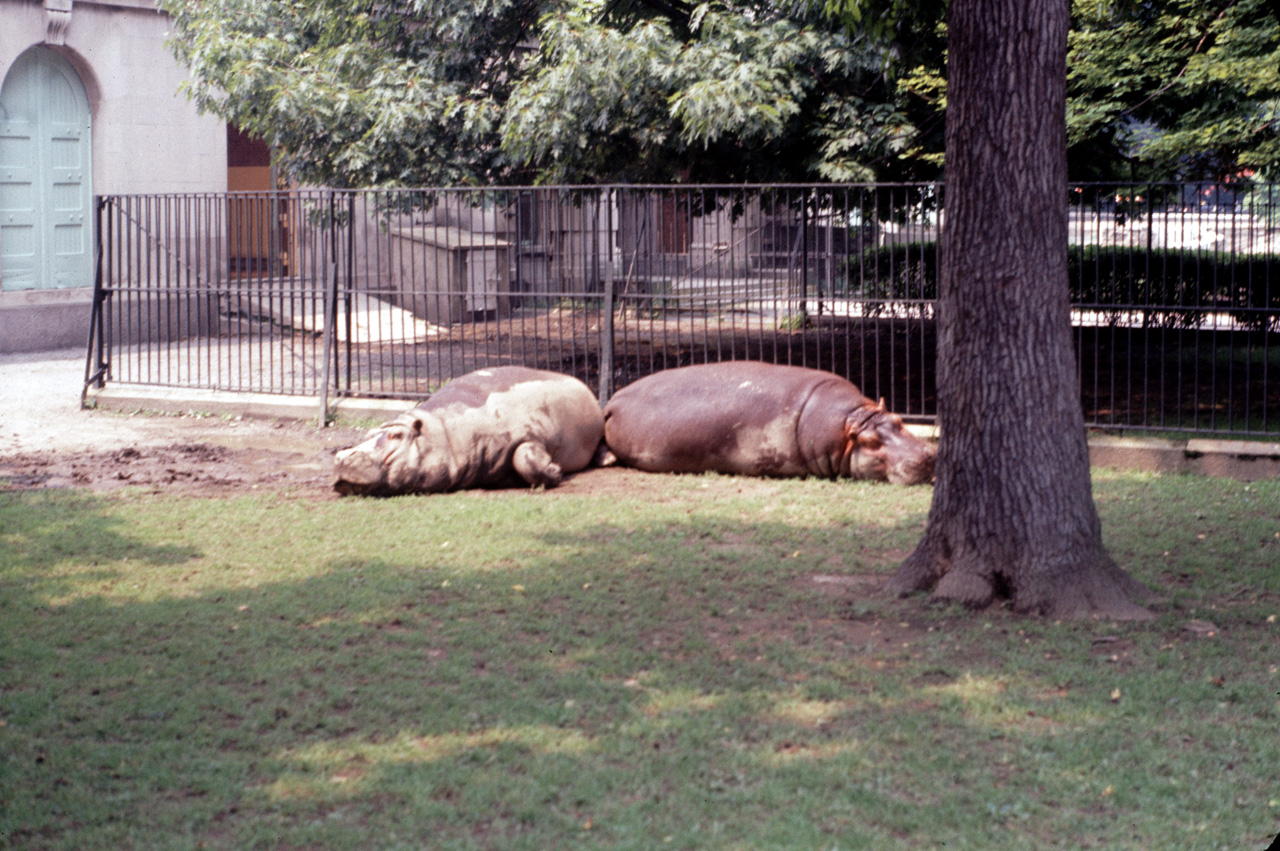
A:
[601,361,935,485]
[333,367,604,496]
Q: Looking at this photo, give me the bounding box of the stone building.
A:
[1,0,227,352]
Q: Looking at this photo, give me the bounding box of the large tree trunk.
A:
[885,0,1153,618]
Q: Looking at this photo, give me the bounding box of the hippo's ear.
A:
[877,397,887,412]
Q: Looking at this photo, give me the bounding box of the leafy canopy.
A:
[161,0,939,185]
[501,2,929,183]
[161,0,548,187]
[161,0,1280,185]
[1067,0,1280,181]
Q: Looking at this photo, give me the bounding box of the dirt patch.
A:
[0,406,766,500]
[0,418,367,497]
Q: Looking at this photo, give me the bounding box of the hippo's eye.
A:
[857,431,883,450]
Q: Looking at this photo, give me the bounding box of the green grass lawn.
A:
[3,471,1279,850]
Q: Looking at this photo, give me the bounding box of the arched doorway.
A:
[0,47,93,291]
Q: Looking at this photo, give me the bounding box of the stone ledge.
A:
[86,384,417,426]
[1185,439,1280,459]
[87,385,323,422]
[1087,436,1192,475]
[1088,436,1280,481]
[1184,438,1280,481]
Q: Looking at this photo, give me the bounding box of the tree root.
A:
[887,534,1155,621]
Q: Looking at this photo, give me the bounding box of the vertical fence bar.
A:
[318,225,339,427]
[599,186,616,403]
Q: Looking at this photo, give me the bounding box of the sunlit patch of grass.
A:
[767,696,854,728]
[640,688,723,718]
[266,725,600,805]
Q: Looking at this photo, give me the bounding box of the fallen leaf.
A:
[1110,688,1122,702]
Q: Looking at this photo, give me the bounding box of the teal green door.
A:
[0,48,93,291]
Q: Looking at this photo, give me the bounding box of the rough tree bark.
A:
[885,0,1154,618]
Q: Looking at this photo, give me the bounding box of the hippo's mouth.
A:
[332,478,361,496]
[332,475,396,497]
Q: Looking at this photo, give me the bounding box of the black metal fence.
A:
[84,182,1280,436]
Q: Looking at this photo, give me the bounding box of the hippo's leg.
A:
[512,441,564,488]
[593,443,618,467]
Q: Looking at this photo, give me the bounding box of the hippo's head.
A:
[332,413,450,496]
[849,403,936,485]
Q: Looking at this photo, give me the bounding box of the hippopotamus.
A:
[333,367,604,496]
[601,362,935,485]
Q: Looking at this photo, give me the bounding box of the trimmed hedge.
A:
[841,243,1280,332]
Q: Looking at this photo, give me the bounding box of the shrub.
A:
[842,242,1280,332]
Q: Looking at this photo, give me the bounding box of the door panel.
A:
[0,48,92,292]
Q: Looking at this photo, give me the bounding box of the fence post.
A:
[82,195,109,407]
[318,191,340,426]
[598,186,616,404]
[345,192,356,393]
[802,187,811,319]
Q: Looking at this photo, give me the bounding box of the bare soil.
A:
[0,416,364,497]
[0,348,712,499]
[0,426,696,499]
[0,350,341,495]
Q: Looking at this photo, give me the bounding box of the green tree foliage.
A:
[1068,0,1280,180]
[161,0,944,185]
[160,0,549,186]
[161,0,1279,186]
[501,1,938,183]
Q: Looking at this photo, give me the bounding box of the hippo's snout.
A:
[332,444,386,494]
[885,439,936,486]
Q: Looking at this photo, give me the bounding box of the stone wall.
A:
[1,0,226,352]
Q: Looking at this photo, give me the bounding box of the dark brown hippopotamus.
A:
[601,362,935,485]
[333,367,604,496]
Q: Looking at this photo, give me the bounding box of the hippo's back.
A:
[422,367,604,478]
[603,362,860,476]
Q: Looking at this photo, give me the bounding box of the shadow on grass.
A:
[3,479,1279,850]
[0,490,201,601]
